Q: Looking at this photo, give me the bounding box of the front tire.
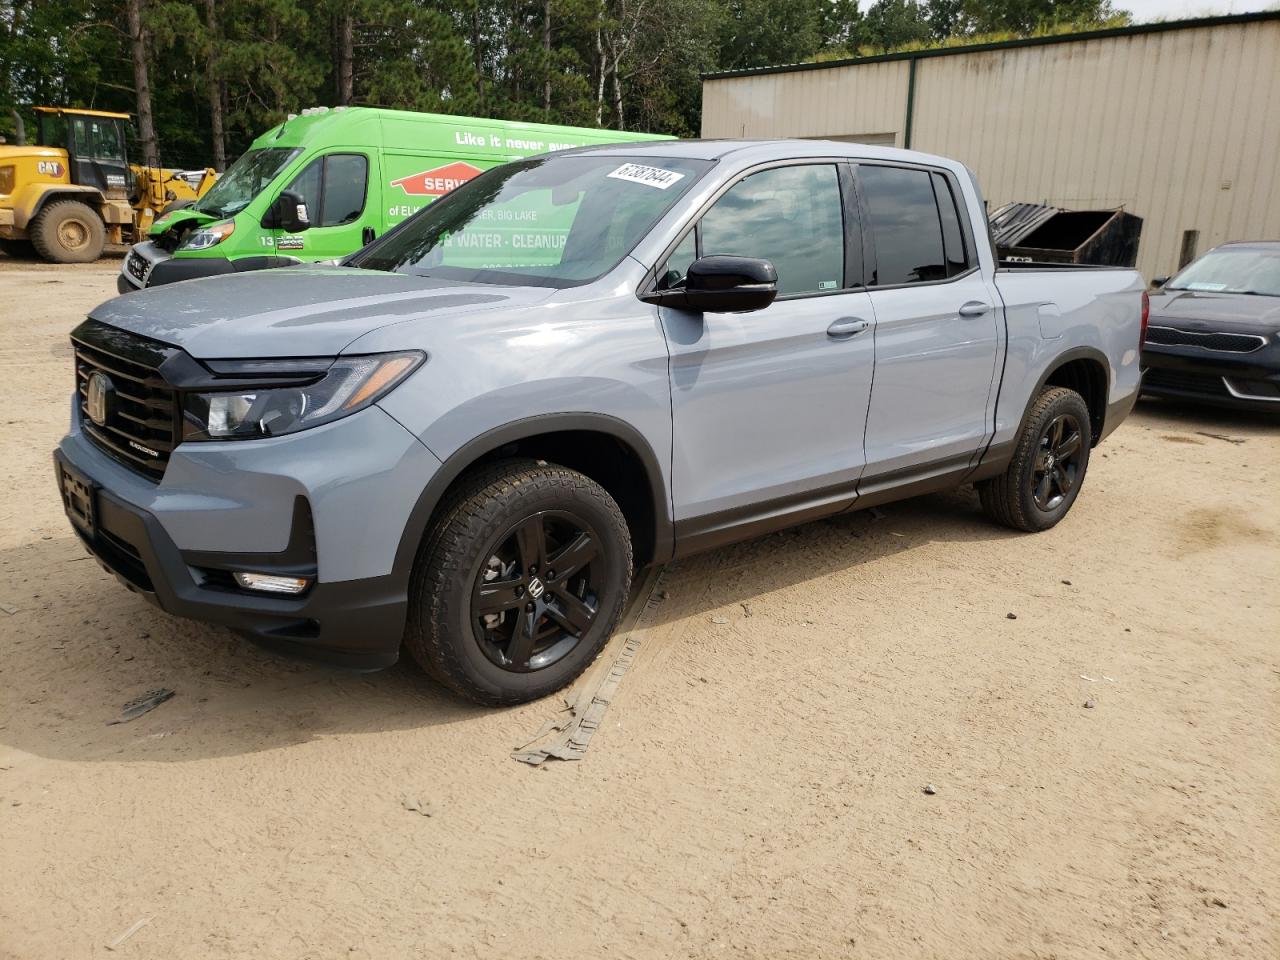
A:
[406,459,633,706]
[979,386,1092,532]
[30,200,106,263]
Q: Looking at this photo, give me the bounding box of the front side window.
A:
[659,229,698,290]
[194,147,300,219]
[349,154,712,288]
[282,153,369,228]
[859,164,947,285]
[700,164,845,297]
[71,117,124,162]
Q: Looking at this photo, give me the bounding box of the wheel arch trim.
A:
[391,412,674,586]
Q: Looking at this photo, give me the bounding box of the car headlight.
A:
[179,220,235,250]
[181,352,424,441]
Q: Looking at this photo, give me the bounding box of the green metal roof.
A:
[703,10,1280,81]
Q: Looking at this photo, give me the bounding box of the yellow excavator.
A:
[0,107,217,263]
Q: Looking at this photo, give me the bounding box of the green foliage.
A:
[0,0,1134,160]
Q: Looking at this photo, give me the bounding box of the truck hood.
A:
[1148,289,1280,331]
[147,208,216,237]
[89,266,556,358]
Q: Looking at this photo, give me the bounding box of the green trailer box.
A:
[119,106,671,292]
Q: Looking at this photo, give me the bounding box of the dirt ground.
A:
[1,255,1277,960]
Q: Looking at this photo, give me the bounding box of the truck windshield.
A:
[1168,247,1280,297]
[349,154,712,287]
[194,147,301,219]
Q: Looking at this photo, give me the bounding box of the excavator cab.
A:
[36,108,134,201]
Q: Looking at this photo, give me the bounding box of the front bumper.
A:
[1141,339,1280,411]
[54,400,442,669]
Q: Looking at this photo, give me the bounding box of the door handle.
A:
[958,301,990,318]
[362,226,377,245]
[827,316,870,339]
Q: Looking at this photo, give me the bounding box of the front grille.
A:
[1144,325,1266,353]
[1142,368,1230,397]
[125,251,148,284]
[73,333,178,481]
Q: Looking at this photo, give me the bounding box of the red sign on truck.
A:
[390,161,483,197]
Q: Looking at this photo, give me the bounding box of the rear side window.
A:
[700,164,845,296]
[858,165,948,285]
[931,172,970,276]
[282,153,369,228]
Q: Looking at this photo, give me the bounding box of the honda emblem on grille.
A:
[85,371,114,426]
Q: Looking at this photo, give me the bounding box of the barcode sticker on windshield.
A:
[608,163,686,190]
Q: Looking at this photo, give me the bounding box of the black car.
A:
[1141,241,1280,411]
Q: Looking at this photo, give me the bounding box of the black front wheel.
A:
[980,386,1093,532]
[406,459,632,705]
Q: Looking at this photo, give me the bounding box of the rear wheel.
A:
[406,459,633,705]
[979,386,1092,532]
[30,199,105,264]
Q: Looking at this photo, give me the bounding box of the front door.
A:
[658,162,877,548]
[855,163,1002,489]
[68,115,130,200]
[270,152,373,261]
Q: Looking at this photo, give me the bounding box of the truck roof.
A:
[249,106,671,155]
[560,137,963,170]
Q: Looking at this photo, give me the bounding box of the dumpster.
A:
[990,202,1143,267]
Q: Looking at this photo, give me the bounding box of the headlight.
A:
[179,220,235,250]
[182,352,423,441]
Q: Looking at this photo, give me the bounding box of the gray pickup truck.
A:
[55,141,1147,705]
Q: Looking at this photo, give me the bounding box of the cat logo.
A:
[37,160,66,178]
[390,161,483,197]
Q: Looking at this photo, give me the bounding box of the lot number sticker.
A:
[607,163,685,190]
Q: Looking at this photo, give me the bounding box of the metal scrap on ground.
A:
[106,688,174,725]
[512,569,661,766]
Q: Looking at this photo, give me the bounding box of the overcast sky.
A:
[1121,0,1275,21]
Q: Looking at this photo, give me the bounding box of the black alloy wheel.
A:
[405,459,632,705]
[978,385,1092,532]
[472,510,602,673]
[1032,412,1085,512]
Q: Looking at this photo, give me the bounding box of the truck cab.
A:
[120,106,671,293]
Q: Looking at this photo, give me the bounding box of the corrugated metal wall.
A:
[701,19,1280,280]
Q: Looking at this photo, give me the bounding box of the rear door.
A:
[855,162,1001,489]
[658,161,877,542]
[270,151,374,260]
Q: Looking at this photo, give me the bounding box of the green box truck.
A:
[118,106,670,293]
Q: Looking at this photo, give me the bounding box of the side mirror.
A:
[267,190,311,232]
[1151,276,1169,289]
[645,255,778,312]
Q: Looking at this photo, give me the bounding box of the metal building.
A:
[701,12,1280,280]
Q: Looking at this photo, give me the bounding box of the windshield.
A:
[1168,247,1280,297]
[194,147,301,218]
[349,154,712,287]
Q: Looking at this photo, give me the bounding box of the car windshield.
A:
[349,153,712,287]
[1167,247,1280,297]
[194,147,300,219]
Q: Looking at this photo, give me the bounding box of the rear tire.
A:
[405,459,633,706]
[979,386,1092,532]
[30,199,105,263]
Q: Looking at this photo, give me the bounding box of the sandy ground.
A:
[0,255,1277,960]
